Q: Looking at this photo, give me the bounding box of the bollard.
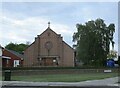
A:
[4,70,11,81]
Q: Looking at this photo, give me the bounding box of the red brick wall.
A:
[24,28,74,67]
[2,49,22,67]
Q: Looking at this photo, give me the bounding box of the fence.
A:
[2,68,119,76]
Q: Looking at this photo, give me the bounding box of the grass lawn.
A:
[11,73,118,82]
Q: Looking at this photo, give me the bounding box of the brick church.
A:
[24,22,74,67]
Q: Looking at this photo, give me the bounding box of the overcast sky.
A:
[1,2,118,53]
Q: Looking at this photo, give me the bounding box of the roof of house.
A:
[24,24,74,51]
[5,49,24,59]
[1,44,24,59]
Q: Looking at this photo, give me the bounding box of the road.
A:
[1,77,120,88]
[1,86,119,88]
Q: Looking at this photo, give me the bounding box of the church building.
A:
[24,22,74,67]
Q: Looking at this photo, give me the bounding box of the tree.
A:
[107,50,117,60]
[5,42,29,54]
[73,18,115,67]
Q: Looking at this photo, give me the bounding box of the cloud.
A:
[1,14,73,46]
[71,3,117,24]
[1,2,118,50]
[51,23,73,35]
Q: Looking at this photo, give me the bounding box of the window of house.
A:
[14,60,20,67]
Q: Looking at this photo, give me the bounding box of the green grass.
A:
[10,73,118,82]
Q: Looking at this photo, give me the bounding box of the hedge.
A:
[2,66,119,71]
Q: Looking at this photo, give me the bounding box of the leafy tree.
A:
[107,50,117,59]
[5,42,29,54]
[73,18,115,67]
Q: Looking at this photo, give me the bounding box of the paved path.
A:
[1,77,119,87]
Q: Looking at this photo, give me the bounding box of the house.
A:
[24,23,74,67]
[1,46,23,67]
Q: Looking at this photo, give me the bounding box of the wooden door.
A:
[45,58,53,66]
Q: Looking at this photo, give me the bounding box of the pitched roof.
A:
[24,27,59,51]
[5,49,24,59]
[24,26,74,51]
[38,27,58,37]
[63,41,74,50]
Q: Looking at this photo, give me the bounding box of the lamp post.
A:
[0,45,2,70]
[0,45,2,67]
[0,45,2,57]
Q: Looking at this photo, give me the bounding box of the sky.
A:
[0,1,119,54]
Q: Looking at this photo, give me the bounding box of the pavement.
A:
[1,77,120,88]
